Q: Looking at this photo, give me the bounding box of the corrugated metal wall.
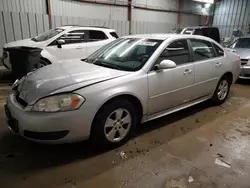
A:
[0,0,47,14]
[50,0,127,21]
[213,0,250,38]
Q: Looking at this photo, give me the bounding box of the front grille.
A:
[241,59,248,66]
[16,93,28,107]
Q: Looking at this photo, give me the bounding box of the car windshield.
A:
[171,28,183,34]
[230,38,250,49]
[32,28,64,42]
[84,38,163,71]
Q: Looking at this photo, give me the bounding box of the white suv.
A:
[2,25,118,69]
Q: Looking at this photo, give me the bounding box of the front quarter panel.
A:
[224,50,240,83]
[74,71,148,126]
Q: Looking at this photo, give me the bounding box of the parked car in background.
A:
[5,34,240,147]
[228,36,250,79]
[2,25,118,69]
[171,26,220,43]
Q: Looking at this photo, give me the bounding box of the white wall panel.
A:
[133,0,178,10]
[51,0,127,21]
[0,0,46,14]
[132,8,177,24]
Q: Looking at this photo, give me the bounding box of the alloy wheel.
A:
[104,108,132,142]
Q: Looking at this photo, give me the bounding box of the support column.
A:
[128,0,132,34]
[46,0,52,29]
[177,0,182,27]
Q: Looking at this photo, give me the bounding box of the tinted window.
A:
[88,30,107,41]
[202,28,220,43]
[190,39,215,61]
[193,29,204,36]
[110,32,119,38]
[156,40,190,66]
[60,30,86,44]
[213,43,224,57]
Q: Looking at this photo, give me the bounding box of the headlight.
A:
[32,94,85,112]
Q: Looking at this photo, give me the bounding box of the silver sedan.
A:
[5,34,240,147]
[228,36,250,79]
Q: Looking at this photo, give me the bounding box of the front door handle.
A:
[215,62,222,67]
[183,69,192,75]
[76,46,83,49]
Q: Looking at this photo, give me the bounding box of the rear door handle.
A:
[215,62,222,67]
[183,69,192,75]
[76,46,83,49]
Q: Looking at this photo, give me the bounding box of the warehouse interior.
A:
[1,0,250,188]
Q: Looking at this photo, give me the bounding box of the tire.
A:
[211,75,231,105]
[90,99,137,148]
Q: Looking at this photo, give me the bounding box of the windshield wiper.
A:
[94,61,122,70]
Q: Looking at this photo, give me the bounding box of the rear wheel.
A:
[211,75,231,104]
[90,99,137,148]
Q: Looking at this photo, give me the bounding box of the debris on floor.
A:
[188,176,194,183]
[215,158,231,168]
[118,151,127,160]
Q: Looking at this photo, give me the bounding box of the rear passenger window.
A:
[193,29,204,36]
[88,30,107,41]
[213,43,224,57]
[190,39,215,61]
[110,32,119,38]
[156,39,190,66]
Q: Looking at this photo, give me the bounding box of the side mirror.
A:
[154,60,176,71]
[56,39,65,48]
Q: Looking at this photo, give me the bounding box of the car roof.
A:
[57,25,115,31]
[122,33,217,42]
[183,26,218,29]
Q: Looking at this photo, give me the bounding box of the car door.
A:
[45,30,87,61]
[189,39,218,100]
[147,39,195,115]
[85,30,113,56]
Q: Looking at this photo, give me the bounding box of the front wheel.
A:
[90,99,137,148]
[211,76,231,105]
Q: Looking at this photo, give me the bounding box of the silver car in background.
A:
[5,34,240,147]
[229,36,250,79]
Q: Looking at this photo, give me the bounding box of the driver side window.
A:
[156,39,190,66]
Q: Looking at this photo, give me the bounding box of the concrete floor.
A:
[1,70,250,187]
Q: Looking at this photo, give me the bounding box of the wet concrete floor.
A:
[1,71,250,187]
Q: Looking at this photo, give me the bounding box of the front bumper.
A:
[239,66,250,79]
[5,93,92,144]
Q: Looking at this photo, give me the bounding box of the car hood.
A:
[17,60,131,104]
[233,48,250,59]
[3,38,45,48]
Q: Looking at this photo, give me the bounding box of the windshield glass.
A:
[32,28,64,42]
[230,38,250,49]
[85,38,163,71]
[171,28,183,34]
